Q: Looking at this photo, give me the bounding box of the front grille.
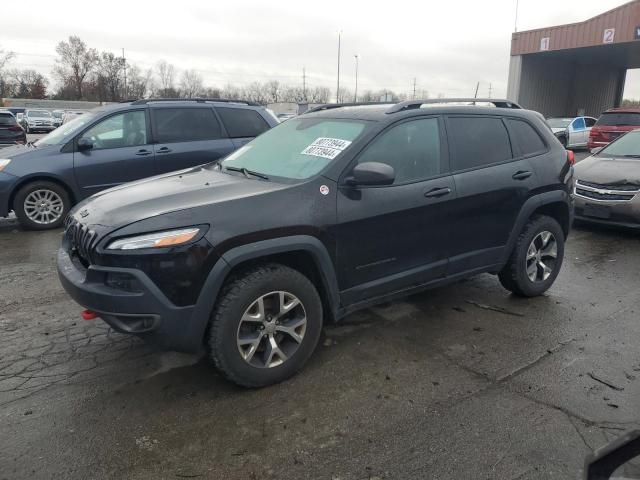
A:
[575,188,634,201]
[578,180,640,192]
[64,216,98,265]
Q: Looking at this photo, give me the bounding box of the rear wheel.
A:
[13,181,71,230]
[499,215,564,297]
[207,263,323,387]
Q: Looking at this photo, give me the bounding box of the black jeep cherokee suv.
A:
[57,98,574,387]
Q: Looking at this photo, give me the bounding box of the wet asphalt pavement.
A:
[1,151,640,479]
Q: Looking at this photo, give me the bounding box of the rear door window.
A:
[505,119,546,157]
[447,116,513,171]
[585,117,597,128]
[152,107,223,143]
[596,112,640,126]
[217,107,270,138]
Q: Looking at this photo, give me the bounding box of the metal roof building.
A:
[507,0,640,117]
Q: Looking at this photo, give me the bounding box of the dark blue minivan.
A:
[0,99,278,229]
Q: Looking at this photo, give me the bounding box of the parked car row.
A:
[0,98,279,229]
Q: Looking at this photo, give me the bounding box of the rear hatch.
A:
[590,111,640,145]
[0,113,23,141]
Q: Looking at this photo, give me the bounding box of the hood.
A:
[70,165,288,229]
[575,155,640,186]
[0,143,51,159]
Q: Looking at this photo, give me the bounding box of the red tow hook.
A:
[81,310,98,320]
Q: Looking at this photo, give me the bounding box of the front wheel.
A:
[499,215,565,297]
[207,263,323,387]
[13,181,71,230]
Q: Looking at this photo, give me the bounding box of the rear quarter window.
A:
[447,116,513,171]
[596,113,640,126]
[217,107,270,138]
[0,113,16,126]
[505,118,547,157]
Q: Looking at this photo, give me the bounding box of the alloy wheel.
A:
[236,291,307,368]
[23,189,64,225]
[526,231,557,282]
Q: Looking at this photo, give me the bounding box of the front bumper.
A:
[57,246,208,352]
[573,195,640,229]
[0,171,17,217]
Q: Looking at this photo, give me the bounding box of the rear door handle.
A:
[512,171,532,180]
[424,187,452,198]
[135,149,152,156]
[157,147,172,154]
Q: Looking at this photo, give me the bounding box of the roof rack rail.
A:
[386,98,522,114]
[129,98,262,106]
[305,101,395,114]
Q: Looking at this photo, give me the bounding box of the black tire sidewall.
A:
[210,266,323,387]
[14,181,71,230]
[513,217,565,296]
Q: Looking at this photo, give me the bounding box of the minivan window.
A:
[217,107,270,138]
[152,107,222,143]
[506,119,546,157]
[82,111,147,150]
[221,118,366,179]
[596,112,640,126]
[448,116,513,171]
[356,117,442,184]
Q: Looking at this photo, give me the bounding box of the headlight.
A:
[107,227,201,250]
[0,160,11,172]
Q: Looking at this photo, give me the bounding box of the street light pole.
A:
[354,54,359,103]
[336,31,342,103]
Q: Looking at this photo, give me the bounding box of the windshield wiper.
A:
[622,154,640,158]
[222,165,269,180]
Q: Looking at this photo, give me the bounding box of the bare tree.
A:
[127,64,152,99]
[180,69,204,98]
[156,60,177,97]
[96,52,125,101]
[265,80,282,103]
[0,46,15,98]
[4,69,48,98]
[53,36,98,100]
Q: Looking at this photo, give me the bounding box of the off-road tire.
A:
[499,215,565,297]
[207,263,323,388]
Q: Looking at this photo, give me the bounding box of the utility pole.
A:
[514,0,519,32]
[412,78,417,99]
[122,48,127,99]
[488,82,492,99]
[474,81,480,99]
[354,54,359,103]
[302,67,307,101]
[336,31,342,103]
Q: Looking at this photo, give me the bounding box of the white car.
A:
[547,116,597,148]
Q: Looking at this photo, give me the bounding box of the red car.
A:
[588,108,640,149]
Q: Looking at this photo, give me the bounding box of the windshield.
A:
[598,130,640,157]
[35,112,97,146]
[220,117,368,179]
[53,111,63,118]
[596,112,640,127]
[27,110,51,118]
[547,118,572,128]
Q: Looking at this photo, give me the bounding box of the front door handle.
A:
[424,187,452,198]
[157,147,172,154]
[135,149,152,156]
[512,171,532,180]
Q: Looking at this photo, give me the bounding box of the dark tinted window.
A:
[0,113,17,126]
[506,119,546,157]
[585,117,597,127]
[448,116,512,170]
[357,117,442,184]
[153,108,222,143]
[596,112,640,126]
[217,107,269,138]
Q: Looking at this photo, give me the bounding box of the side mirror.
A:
[77,137,93,152]
[591,146,604,155]
[346,162,395,186]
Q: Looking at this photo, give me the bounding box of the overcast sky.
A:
[2,0,639,98]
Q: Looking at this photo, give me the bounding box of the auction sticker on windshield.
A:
[301,137,352,160]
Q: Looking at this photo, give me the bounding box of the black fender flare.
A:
[498,190,572,267]
[184,235,340,351]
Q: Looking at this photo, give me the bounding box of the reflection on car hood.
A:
[575,156,640,186]
[69,165,288,229]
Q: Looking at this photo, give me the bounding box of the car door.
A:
[445,115,539,276]
[215,106,272,148]
[569,117,587,147]
[73,109,155,197]
[334,116,456,305]
[150,106,235,174]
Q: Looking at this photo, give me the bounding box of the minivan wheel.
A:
[498,215,565,297]
[13,181,71,230]
[207,263,323,387]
